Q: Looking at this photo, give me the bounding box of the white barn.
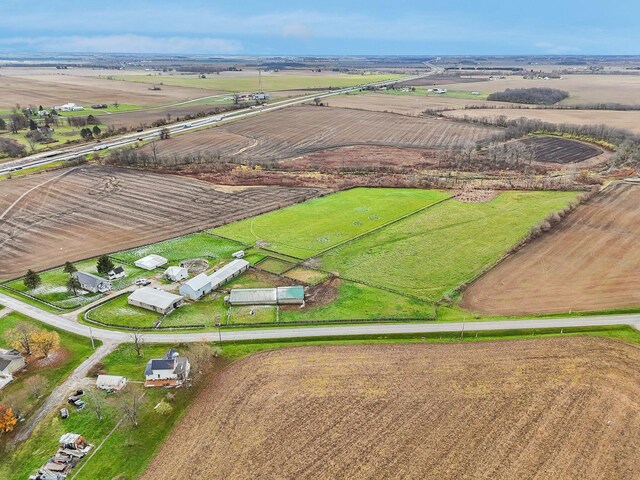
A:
[134,254,168,271]
[165,266,189,282]
[209,259,250,290]
[179,273,212,300]
[128,287,184,315]
[96,375,127,391]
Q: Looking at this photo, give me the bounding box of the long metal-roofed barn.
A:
[128,287,184,315]
[179,273,212,300]
[209,259,250,289]
[228,286,305,306]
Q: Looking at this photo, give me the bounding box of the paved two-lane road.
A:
[1,291,638,344]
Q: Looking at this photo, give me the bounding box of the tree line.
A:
[487,88,570,105]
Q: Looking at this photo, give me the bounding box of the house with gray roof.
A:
[72,271,112,294]
[144,349,190,388]
[0,348,26,390]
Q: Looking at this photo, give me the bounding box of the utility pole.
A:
[258,68,263,93]
[216,321,222,347]
[89,325,95,350]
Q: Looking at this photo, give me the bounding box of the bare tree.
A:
[159,127,170,140]
[149,140,159,165]
[24,375,47,399]
[87,390,105,421]
[131,333,144,357]
[121,392,141,427]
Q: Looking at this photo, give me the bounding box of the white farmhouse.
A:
[0,349,26,390]
[144,349,190,388]
[72,271,112,293]
[54,102,85,112]
[134,254,168,271]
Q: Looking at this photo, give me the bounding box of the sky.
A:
[0,0,637,56]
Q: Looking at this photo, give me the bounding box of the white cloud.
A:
[0,35,243,54]
[281,23,313,40]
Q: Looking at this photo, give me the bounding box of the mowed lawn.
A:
[113,73,403,92]
[321,191,580,300]
[212,188,452,258]
[111,232,245,265]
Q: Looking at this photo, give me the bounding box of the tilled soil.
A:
[142,337,640,480]
[0,166,324,279]
[462,182,640,315]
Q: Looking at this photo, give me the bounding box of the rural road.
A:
[0,66,442,175]
[1,291,638,344]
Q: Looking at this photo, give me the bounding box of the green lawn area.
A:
[3,123,105,154]
[56,103,140,116]
[0,312,99,444]
[112,232,245,266]
[111,73,403,92]
[4,258,149,310]
[320,191,579,300]
[279,280,433,323]
[228,305,277,325]
[256,257,296,274]
[161,294,227,328]
[87,294,161,329]
[212,188,452,258]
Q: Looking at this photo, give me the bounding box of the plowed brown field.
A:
[142,337,640,480]
[462,182,640,315]
[0,166,323,279]
[146,105,497,161]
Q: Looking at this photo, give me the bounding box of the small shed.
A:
[134,254,168,271]
[128,287,184,315]
[232,250,245,259]
[59,433,87,450]
[179,273,212,300]
[96,375,127,391]
[165,266,189,282]
[107,266,125,280]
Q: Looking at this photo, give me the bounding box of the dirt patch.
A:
[279,145,440,171]
[180,258,209,275]
[298,276,339,308]
[462,182,640,314]
[28,349,69,370]
[142,337,640,480]
[0,166,325,280]
[453,187,498,203]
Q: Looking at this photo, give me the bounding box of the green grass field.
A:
[212,188,452,258]
[112,232,245,266]
[111,73,403,92]
[86,294,160,328]
[56,103,140,116]
[4,258,149,309]
[256,257,296,274]
[229,305,277,325]
[321,191,579,300]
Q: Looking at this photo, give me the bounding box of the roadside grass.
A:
[0,312,99,446]
[0,287,61,313]
[212,188,452,258]
[4,259,149,310]
[111,232,245,266]
[111,73,404,92]
[161,294,227,328]
[279,281,433,323]
[320,191,579,300]
[0,160,68,181]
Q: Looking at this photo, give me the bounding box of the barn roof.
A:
[72,271,109,288]
[128,287,183,310]
[209,259,249,285]
[277,286,305,301]
[183,273,210,291]
[229,288,277,304]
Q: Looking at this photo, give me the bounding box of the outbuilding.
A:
[71,272,112,293]
[165,266,189,282]
[96,375,127,391]
[144,349,191,388]
[227,285,305,306]
[134,254,168,271]
[179,273,212,300]
[209,259,250,290]
[128,287,184,315]
[107,266,125,280]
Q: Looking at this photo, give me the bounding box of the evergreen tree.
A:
[29,119,38,130]
[23,269,41,290]
[92,125,101,136]
[63,261,77,274]
[67,275,81,295]
[96,255,114,275]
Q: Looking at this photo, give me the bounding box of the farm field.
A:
[443,107,640,134]
[0,73,214,109]
[144,105,498,161]
[518,136,603,164]
[212,188,452,258]
[142,337,640,480]
[0,166,324,280]
[113,72,403,92]
[462,182,640,315]
[440,73,640,105]
[320,191,579,300]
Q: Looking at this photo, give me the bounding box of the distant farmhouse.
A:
[54,102,84,112]
[227,286,305,306]
[0,348,26,390]
[71,271,112,293]
[128,287,184,315]
[135,254,168,271]
[144,349,190,388]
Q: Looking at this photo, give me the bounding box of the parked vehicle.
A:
[135,278,151,286]
[60,408,69,419]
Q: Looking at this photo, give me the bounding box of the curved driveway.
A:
[1,291,638,344]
